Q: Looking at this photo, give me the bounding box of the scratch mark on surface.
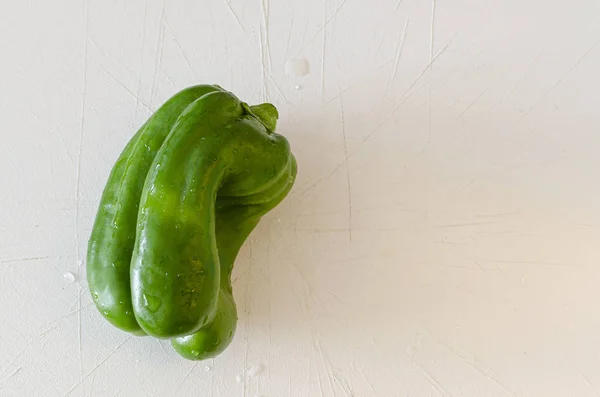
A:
[150,0,167,108]
[267,74,290,103]
[313,336,326,397]
[68,292,92,313]
[64,337,132,396]
[507,51,543,99]
[59,136,77,167]
[476,212,520,218]
[283,8,294,79]
[296,162,344,198]
[218,0,289,104]
[405,352,452,396]
[265,250,273,397]
[76,0,90,382]
[395,0,404,9]
[299,18,309,52]
[417,261,486,271]
[432,240,468,246]
[159,70,176,90]
[173,363,198,395]
[374,32,386,57]
[357,366,377,395]
[155,339,168,355]
[474,261,487,275]
[437,221,494,228]
[0,366,22,385]
[495,259,578,267]
[242,240,254,397]
[294,0,350,57]
[321,1,327,102]
[459,89,488,118]
[0,335,46,376]
[388,12,411,88]
[258,27,269,101]
[37,324,62,339]
[87,371,97,397]
[362,35,456,144]
[324,79,362,105]
[430,0,436,63]
[221,0,247,36]
[164,19,196,79]
[331,365,355,396]
[520,38,599,120]
[209,359,215,397]
[135,0,149,111]
[340,96,352,242]
[569,222,600,228]
[95,62,152,110]
[571,362,600,397]
[423,328,517,396]
[0,256,52,264]
[316,339,336,397]
[291,227,406,233]
[428,0,436,141]
[89,37,136,75]
[9,367,22,379]
[261,0,273,73]
[36,302,94,334]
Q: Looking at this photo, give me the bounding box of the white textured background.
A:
[1,0,600,396]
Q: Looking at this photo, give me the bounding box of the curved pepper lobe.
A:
[86,85,225,335]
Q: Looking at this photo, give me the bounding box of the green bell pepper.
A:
[87,85,297,360]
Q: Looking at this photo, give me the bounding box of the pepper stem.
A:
[245,103,279,133]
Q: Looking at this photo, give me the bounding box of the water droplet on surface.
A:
[247,364,264,377]
[125,311,130,315]
[142,294,162,312]
[119,300,124,305]
[191,350,199,356]
[235,375,242,383]
[205,366,212,371]
[277,218,281,222]
[78,259,84,266]
[285,58,309,77]
[93,292,99,300]
[295,85,301,90]
[63,272,76,283]
[407,345,418,356]
[255,238,260,243]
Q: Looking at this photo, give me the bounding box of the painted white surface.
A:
[1,0,600,396]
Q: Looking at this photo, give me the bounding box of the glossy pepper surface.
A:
[87,85,297,360]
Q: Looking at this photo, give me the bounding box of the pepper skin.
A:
[87,85,296,360]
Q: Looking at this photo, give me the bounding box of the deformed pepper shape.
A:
[87,85,297,360]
